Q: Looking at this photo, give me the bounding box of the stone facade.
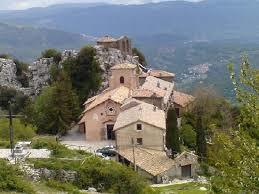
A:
[116,121,165,151]
[97,36,132,56]
[95,45,139,91]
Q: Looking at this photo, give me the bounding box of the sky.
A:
[0,0,201,10]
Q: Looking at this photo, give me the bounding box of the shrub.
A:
[0,160,35,194]
[76,157,153,194]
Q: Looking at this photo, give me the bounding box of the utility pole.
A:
[131,137,136,171]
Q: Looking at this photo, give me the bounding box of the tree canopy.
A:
[62,46,102,104]
[166,107,180,154]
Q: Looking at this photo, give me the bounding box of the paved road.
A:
[0,149,51,159]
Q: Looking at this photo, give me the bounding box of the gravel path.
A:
[0,149,51,159]
[61,125,115,153]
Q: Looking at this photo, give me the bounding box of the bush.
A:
[76,157,153,194]
[0,160,35,194]
[0,86,29,114]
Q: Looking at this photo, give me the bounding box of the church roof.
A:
[132,88,164,98]
[173,91,195,107]
[83,86,130,112]
[97,36,117,43]
[140,70,175,78]
[114,100,166,130]
[111,63,137,70]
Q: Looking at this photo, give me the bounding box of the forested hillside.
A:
[0,23,92,61]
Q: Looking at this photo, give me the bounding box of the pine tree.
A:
[196,113,207,161]
[166,107,180,155]
[33,72,80,135]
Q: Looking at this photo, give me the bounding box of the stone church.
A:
[78,62,194,141]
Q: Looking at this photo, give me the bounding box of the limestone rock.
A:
[28,58,53,95]
[0,58,22,90]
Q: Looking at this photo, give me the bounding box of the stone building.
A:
[97,35,132,56]
[78,62,194,141]
[114,99,198,183]
[114,99,166,151]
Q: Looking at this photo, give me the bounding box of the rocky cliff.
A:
[0,46,140,96]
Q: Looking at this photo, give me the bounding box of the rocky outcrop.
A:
[94,45,139,90]
[28,58,53,95]
[0,46,140,96]
[0,58,22,90]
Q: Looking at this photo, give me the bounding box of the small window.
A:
[120,76,125,84]
[136,138,143,145]
[137,124,142,130]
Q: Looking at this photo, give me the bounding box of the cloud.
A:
[0,0,202,10]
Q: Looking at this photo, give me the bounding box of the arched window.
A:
[120,76,125,84]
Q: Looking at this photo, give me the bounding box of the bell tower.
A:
[109,63,139,90]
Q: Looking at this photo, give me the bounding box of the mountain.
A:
[1,0,259,99]
[1,0,259,40]
[0,22,93,61]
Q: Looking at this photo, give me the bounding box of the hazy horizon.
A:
[0,0,202,11]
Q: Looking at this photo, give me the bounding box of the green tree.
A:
[196,114,207,161]
[166,107,180,154]
[0,86,28,114]
[180,124,196,149]
[41,48,62,64]
[208,131,259,193]
[229,56,259,143]
[33,75,80,135]
[132,48,147,66]
[63,46,102,104]
[206,57,259,193]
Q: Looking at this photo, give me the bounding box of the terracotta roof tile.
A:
[111,63,137,70]
[83,86,130,112]
[114,100,166,130]
[173,91,195,107]
[117,148,175,176]
[132,89,164,98]
[140,70,175,78]
[142,76,174,104]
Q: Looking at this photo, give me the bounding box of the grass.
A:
[0,182,86,194]
[153,182,209,194]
